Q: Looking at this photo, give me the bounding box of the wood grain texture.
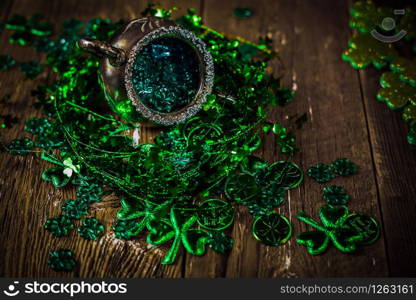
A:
[0,0,413,278]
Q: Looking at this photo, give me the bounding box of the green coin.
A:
[252,213,292,246]
[197,199,234,230]
[344,213,380,246]
[268,161,304,189]
[225,173,259,204]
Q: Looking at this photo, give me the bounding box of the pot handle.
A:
[77,38,126,67]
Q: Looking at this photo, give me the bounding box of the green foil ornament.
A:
[197,199,234,231]
[252,213,292,246]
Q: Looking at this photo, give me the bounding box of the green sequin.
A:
[207,231,233,253]
[48,249,76,271]
[7,137,33,155]
[331,158,358,176]
[307,163,335,183]
[377,72,416,110]
[20,61,43,79]
[132,37,200,113]
[44,215,74,237]
[113,219,141,240]
[76,182,103,203]
[62,199,88,219]
[322,186,350,205]
[78,217,104,240]
[0,55,16,71]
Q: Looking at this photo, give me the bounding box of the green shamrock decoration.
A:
[342,34,397,69]
[390,57,416,87]
[146,208,210,265]
[7,137,33,155]
[61,199,88,219]
[252,213,292,246]
[377,72,416,110]
[0,54,16,71]
[349,1,390,34]
[44,215,74,237]
[331,158,358,176]
[408,122,416,145]
[76,182,103,203]
[307,163,335,183]
[272,123,298,154]
[296,205,380,255]
[41,167,71,188]
[19,61,43,79]
[6,14,53,46]
[25,117,52,134]
[225,173,260,205]
[112,219,142,240]
[262,160,304,189]
[48,249,76,271]
[77,218,104,240]
[343,213,380,246]
[197,199,234,231]
[322,186,350,205]
[403,105,416,123]
[207,231,234,254]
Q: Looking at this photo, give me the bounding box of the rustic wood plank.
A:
[358,66,416,276]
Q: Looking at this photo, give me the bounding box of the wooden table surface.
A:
[1,0,416,278]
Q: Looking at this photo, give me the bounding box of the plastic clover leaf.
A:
[44,215,74,237]
[377,72,416,110]
[76,182,103,204]
[48,249,76,271]
[6,14,53,45]
[307,163,335,183]
[296,205,373,255]
[77,218,104,240]
[390,57,416,87]
[342,34,397,69]
[41,167,71,188]
[207,231,234,254]
[349,1,391,34]
[61,199,88,219]
[146,208,210,265]
[0,54,16,71]
[331,158,358,176]
[113,219,143,240]
[7,137,33,155]
[19,61,43,79]
[62,157,80,177]
[322,186,350,205]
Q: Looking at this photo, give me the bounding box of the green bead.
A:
[25,117,51,134]
[233,8,253,19]
[48,249,76,271]
[78,217,104,240]
[322,186,350,205]
[331,158,358,176]
[207,231,233,253]
[44,215,74,237]
[20,61,43,79]
[307,163,335,183]
[0,55,16,71]
[252,213,292,246]
[7,137,33,155]
[61,199,88,219]
[132,37,200,113]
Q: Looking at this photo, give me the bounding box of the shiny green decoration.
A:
[272,123,298,154]
[7,137,33,155]
[344,213,380,246]
[331,158,358,176]
[403,105,416,123]
[266,161,304,189]
[0,114,18,129]
[197,199,234,230]
[377,72,416,110]
[349,1,391,34]
[390,57,416,87]
[408,122,416,145]
[252,213,292,246]
[0,54,16,71]
[25,117,52,134]
[322,186,350,205]
[34,37,55,53]
[207,231,233,254]
[6,14,52,46]
[76,182,103,203]
[307,163,335,183]
[146,208,210,264]
[342,34,397,69]
[48,249,76,271]
[19,61,43,79]
[113,219,142,240]
[41,167,71,188]
[44,215,74,237]
[77,217,104,240]
[233,8,253,19]
[225,173,259,204]
[61,199,88,219]
[132,36,200,113]
[296,205,378,255]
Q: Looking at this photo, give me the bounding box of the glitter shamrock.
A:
[207,231,234,254]
[252,213,292,246]
[233,8,253,19]
[48,249,76,271]
[307,163,335,183]
[377,71,416,110]
[331,158,358,176]
[403,105,416,123]
[77,218,104,240]
[112,219,142,240]
[76,182,103,204]
[7,137,33,155]
[61,199,88,219]
[41,167,71,188]
[44,215,74,237]
[0,54,16,71]
[390,57,416,87]
[342,34,397,69]
[322,186,350,205]
[146,208,210,264]
[197,199,234,231]
[349,1,390,33]
[296,205,380,255]
[272,124,298,154]
[19,61,43,79]
[0,114,18,129]
[25,117,52,134]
